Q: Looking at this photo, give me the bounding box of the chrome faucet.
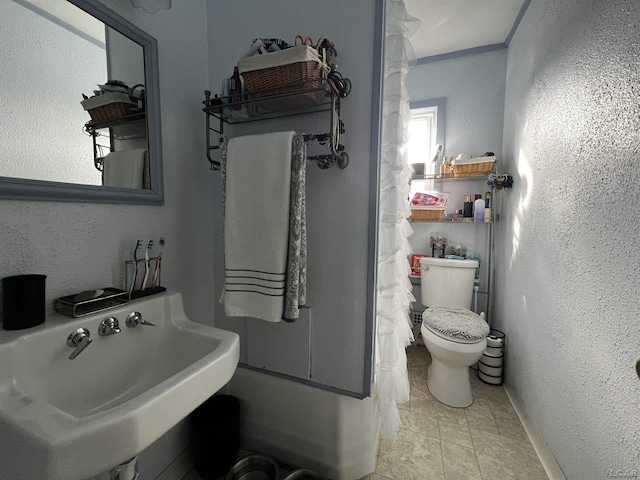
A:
[67,328,92,360]
[98,317,121,336]
[126,311,155,328]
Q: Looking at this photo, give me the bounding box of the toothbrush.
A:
[140,239,153,291]
[152,237,164,289]
[129,240,143,294]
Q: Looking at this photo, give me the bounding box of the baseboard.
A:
[503,379,566,480]
[155,448,193,480]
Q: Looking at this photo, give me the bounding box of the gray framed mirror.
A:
[0,0,163,205]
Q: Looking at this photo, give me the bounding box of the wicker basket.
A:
[241,60,325,111]
[243,60,323,95]
[409,206,446,222]
[82,92,141,123]
[238,45,328,111]
[452,159,496,177]
[87,102,139,123]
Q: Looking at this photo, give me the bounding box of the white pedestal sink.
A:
[0,291,239,480]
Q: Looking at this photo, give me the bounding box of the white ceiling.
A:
[405,0,526,59]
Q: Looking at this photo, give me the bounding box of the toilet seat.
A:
[423,323,483,344]
[422,306,489,344]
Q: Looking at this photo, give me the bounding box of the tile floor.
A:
[182,345,548,480]
[366,345,548,480]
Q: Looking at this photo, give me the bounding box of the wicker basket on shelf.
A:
[86,102,138,123]
[81,92,141,124]
[409,206,446,222]
[238,45,328,111]
[451,157,496,177]
[243,60,323,97]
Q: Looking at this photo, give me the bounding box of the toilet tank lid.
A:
[419,257,479,269]
[422,307,489,341]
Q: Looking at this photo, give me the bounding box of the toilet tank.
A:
[418,257,479,309]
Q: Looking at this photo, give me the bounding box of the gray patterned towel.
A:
[283,135,307,321]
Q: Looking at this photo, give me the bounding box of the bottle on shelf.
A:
[484,191,492,223]
[229,66,242,110]
[474,196,485,222]
[463,195,473,218]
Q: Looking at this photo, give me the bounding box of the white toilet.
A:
[418,257,489,408]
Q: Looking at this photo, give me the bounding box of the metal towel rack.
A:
[202,76,350,171]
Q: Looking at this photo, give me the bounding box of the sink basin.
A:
[0,291,239,480]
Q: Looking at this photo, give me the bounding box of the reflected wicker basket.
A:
[87,102,139,123]
[81,92,142,123]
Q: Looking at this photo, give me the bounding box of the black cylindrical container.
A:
[2,274,47,330]
[463,195,473,218]
[190,395,240,479]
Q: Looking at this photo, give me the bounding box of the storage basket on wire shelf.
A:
[81,93,139,123]
[409,191,448,222]
[81,83,145,125]
[237,45,329,111]
[451,156,496,177]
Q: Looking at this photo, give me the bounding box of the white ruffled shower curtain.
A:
[375,0,419,441]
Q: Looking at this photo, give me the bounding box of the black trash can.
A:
[190,394,240,479]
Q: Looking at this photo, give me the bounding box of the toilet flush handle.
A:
[421,264,429,271]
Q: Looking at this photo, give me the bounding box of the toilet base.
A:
[427,358,473,408]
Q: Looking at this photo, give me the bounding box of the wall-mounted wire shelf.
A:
[203,76,350,171]
[411,173,494,182]
[84,113,147,171]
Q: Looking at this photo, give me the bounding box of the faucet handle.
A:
[67,328,92,360]
[98,317,121,336]
[126,311,155,328]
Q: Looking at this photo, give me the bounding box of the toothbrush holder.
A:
[125,256,166,300]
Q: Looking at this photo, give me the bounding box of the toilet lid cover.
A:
[422,307,489,342]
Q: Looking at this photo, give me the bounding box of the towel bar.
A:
[202,75,350,171]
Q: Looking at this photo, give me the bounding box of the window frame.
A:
[408,98,447,175]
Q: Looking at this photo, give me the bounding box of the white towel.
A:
[222,132,297,322]
[102,148,147,189]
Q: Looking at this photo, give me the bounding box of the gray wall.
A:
[0,1,211,478]
[207,0,376,395]
[407,50,508,315]
[496,0,640,478]
[408,49,507,160]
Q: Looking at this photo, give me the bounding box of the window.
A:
[408,98,446,198]
[408,106,438,175]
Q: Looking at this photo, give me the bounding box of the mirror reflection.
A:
[1,0,148,190]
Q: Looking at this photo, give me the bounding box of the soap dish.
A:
[54,288,129,318]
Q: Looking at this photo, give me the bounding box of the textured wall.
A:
[496,0,640,477]
[408,49,507,160]
[207,0,376,394]
[0,2,211,478]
